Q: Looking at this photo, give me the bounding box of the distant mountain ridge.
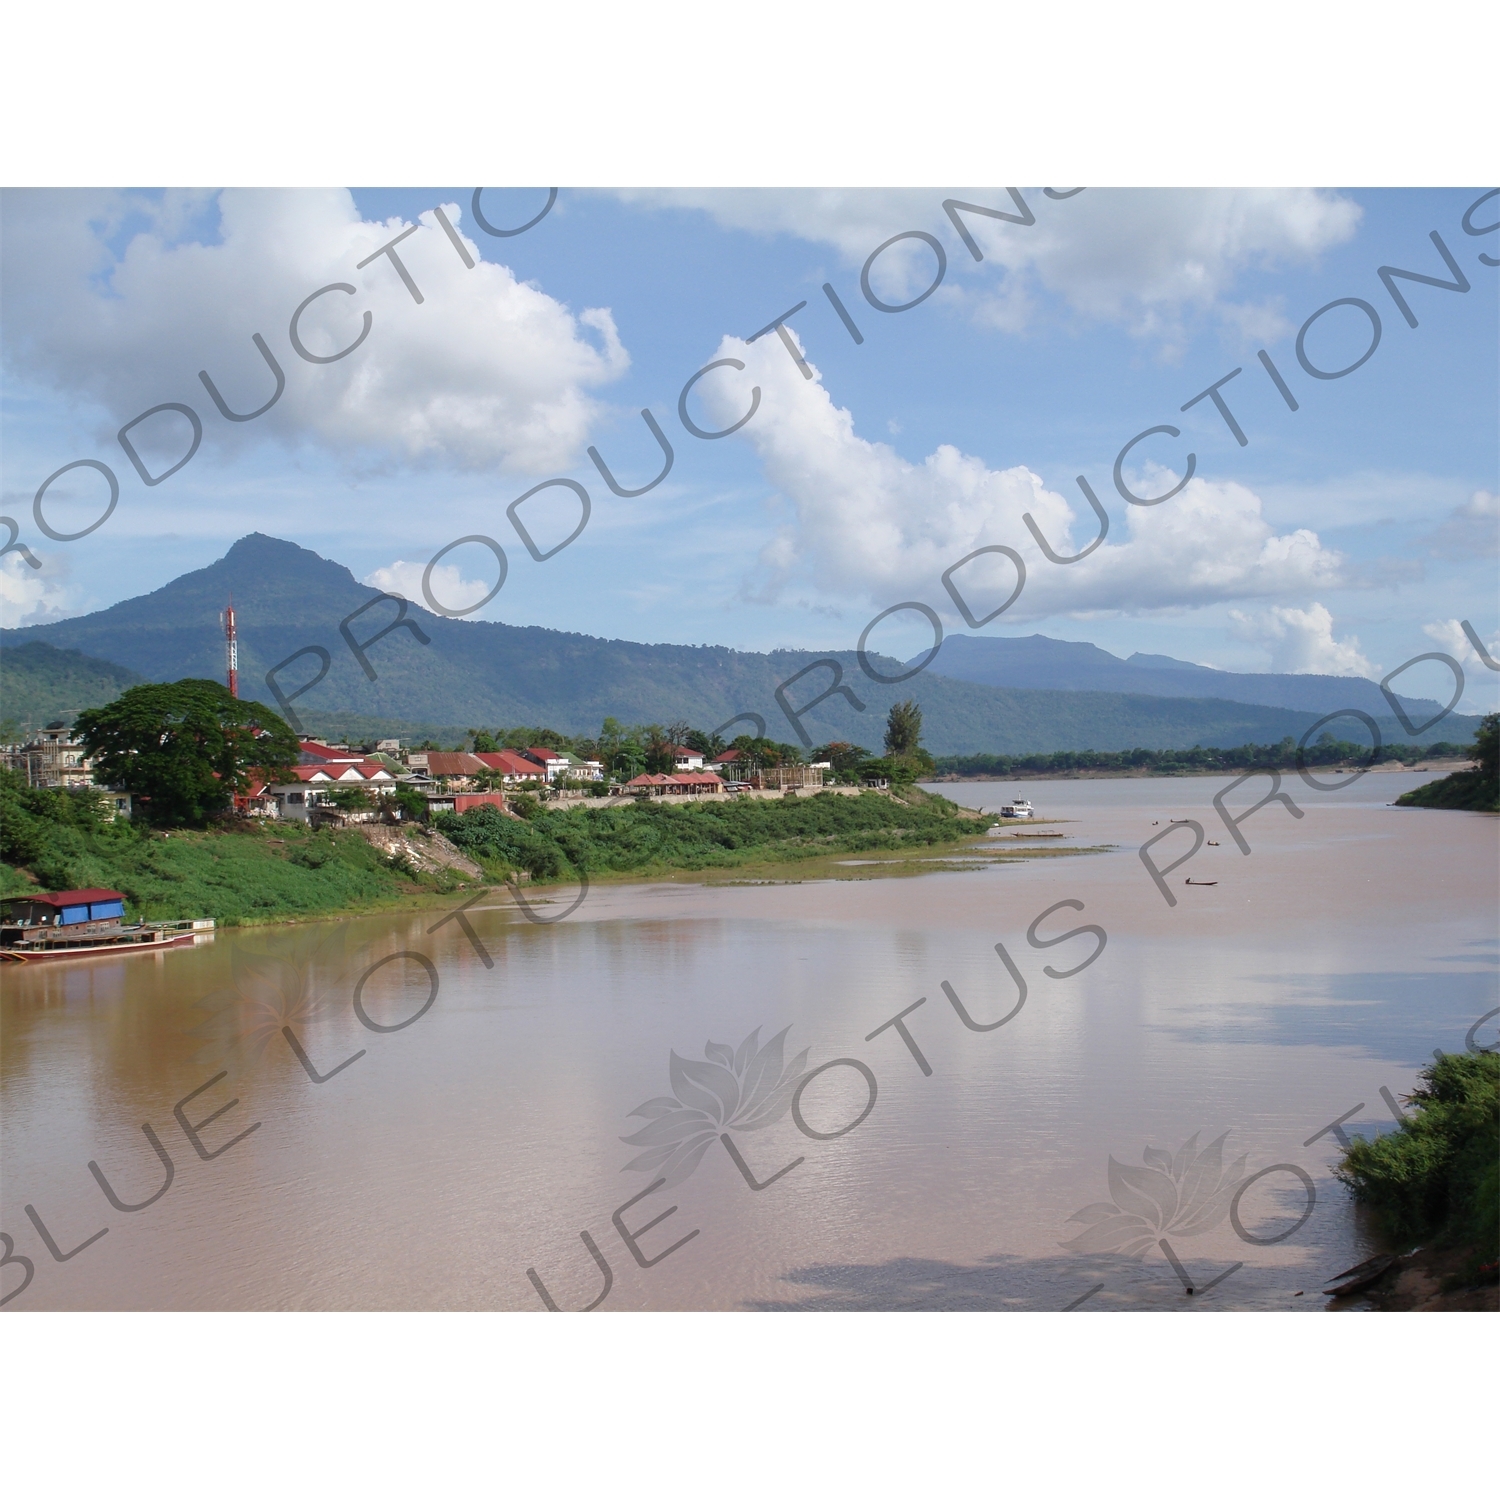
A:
[0,534,1478,756]
[912,633,1443,721]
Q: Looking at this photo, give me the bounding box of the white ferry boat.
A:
[998,799,1034,819]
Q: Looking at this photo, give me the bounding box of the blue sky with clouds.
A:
[3,186,1496,710]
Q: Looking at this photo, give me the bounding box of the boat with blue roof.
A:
[0,888,213,962]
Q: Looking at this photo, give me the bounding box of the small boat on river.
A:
[0,889,213,963]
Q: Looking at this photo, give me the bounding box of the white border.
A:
[2,1,1495,185]
[5,1312,1491,1492]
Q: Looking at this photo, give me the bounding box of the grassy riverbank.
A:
[1,773,1002,924]
[1393,714,1497,812]
[0,775,470,924]
[434,787,995,883]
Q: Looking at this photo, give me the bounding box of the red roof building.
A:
[471,751,546,782]
[297,740,364,764]
[426,752,495,780]
[622,772,725,796]
[239,759,396,820]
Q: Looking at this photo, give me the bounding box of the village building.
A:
[704,750,824,791]
[423,751,498,787]
[750,765,825,791]
[240,741,398,821]
[512,746,572,781]
[2,723,96,791]
[619,772,726,797]
[422,790,509,817]
[471,750,548,785]
[549,749,605,782]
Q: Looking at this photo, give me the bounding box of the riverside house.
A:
[471,750,548,785]
[620,772,726,797]
[240,740,398,821]
[548,749,605,782]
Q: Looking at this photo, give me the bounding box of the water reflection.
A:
[1147,968,1499,1060]
[2,774,1495,1311]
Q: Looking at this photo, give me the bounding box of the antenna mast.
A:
[222,597,239,698]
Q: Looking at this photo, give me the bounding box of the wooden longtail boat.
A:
[0,889,213,963]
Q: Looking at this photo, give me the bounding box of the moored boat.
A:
[0,889,213,963]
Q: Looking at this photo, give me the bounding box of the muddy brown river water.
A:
[3,772,1495,1311]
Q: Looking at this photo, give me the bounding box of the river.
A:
[3,771,1495,1311]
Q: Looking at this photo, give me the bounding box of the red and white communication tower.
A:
[221,598,239,698]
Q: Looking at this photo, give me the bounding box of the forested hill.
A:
[0,641,144,732]
[1,534,1480,755]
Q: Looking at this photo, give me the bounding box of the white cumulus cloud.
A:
[1228,603,1375,677]
[0,551,72,629]
[363,560,490,615]
[1,189,628,474]
[613,187,1361,348]
[1424,617,1499,666]
[698,328,1346,621]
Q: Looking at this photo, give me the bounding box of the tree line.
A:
[930,733,1475,779]
[54,675,1487,831]
[50,681,939,827]
[445,698,935,787]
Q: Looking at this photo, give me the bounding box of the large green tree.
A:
[75,679,299,827]
[884,700,924,758]
[879,700,935,781]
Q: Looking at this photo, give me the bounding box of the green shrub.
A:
[435,788,981,882]
[393,785,427,821]
[1334,1052,1499,1253]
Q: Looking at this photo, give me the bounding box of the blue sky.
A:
[3,186,1496,710]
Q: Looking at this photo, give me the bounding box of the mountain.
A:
[913,633,1443,721]
[1,535,1479,755]
[0,641,145,732]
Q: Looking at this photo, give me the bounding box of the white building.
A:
[243,743,399,821]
